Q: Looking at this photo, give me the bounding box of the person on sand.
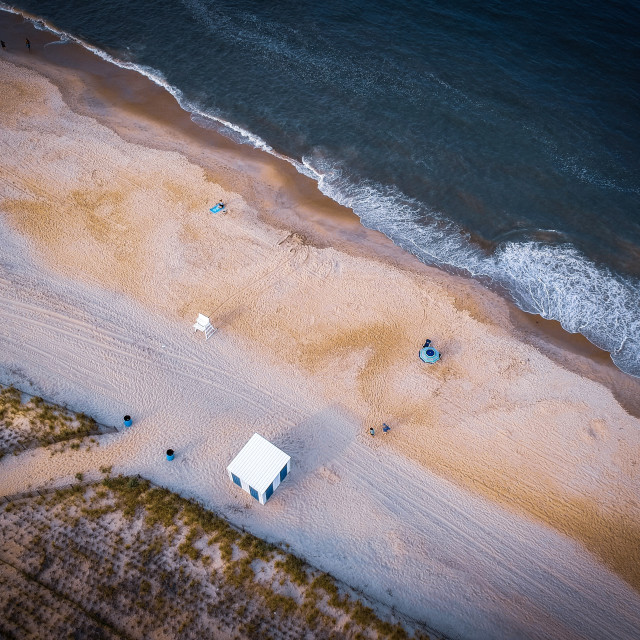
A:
[217,200,225,210]
[369,427,375,436]
[1,41,6,50]
[25,37,30,51]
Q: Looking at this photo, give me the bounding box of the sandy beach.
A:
[1,14,639,640]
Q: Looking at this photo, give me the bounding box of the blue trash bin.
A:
[123,415,132,428]
[166,449,174,461]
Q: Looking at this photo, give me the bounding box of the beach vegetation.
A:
[0,466,441,640]
[238,532,276,561]
[274,553,308,585]
[0,385,106,456]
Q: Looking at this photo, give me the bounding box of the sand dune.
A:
[1,54,640,640]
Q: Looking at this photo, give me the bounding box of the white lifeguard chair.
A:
[193,313,216,340]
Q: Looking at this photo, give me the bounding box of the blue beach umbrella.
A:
[419,339,440,364]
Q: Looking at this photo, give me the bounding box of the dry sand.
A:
[0,28,639,640]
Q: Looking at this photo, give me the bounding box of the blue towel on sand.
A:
[210,204,225,213]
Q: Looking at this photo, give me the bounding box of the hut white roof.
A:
[227,433,290,494]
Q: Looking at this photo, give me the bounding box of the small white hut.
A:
[227,433,291,505]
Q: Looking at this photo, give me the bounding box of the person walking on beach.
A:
[1,40,6,50]
[25,37,30,52]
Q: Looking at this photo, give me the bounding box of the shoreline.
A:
[1,8,637,421]
[1,8,640,639]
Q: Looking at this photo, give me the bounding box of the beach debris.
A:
[193,313,216,340]
[123,414,132,428]
[209,200,226,214]
[419,339,441,364]
[227,433,290,505]
[382,423,391,433]
[166,449,175,461]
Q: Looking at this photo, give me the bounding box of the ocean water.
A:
[3,0,640,376]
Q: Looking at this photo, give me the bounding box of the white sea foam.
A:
[181,0,443,105]
[1,4,279,155]
[300,153,640,377]
[3,3,638,377]
[189,113,275,155]
[491,243,640,373]
[301,153,485,272]
[556,155,640,196]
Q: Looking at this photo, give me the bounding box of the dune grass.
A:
[0,473,439,640]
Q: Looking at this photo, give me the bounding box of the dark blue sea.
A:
[3,0,640,376]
